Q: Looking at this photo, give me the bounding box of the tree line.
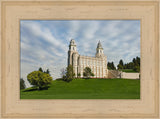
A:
[108,56,140,72]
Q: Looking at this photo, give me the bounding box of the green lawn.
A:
[20,78,140,99]
[121,69,138,73]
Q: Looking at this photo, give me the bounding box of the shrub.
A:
[20,78,26,90]
[27,71,52,90]
[83,67,94,78]
[63,65,75,82]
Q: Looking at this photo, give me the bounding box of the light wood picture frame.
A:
[0,0,159,119]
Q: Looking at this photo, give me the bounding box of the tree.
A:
[133,56,140,72]
[64,65,75,82]
[132,58,136,64]
[20,78,26,90]
[117,64,123,70]
[117,56,140,72]
[77,73,81,78]
[39,67,43,72]
[136,56,140,65]
[27,71,52,90]
[107,62,112,70]
[107,62,116,70]
[124,62,134,69]
[133,65,140,72]
[117,59,124,70]
[39,67,51,75]
[111,62,116,70]
[123,64,127,69]
[60,68,66,78]
[119,59,124,67]
[46,69,50,75]
[83,67,94,78]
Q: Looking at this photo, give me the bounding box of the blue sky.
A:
[20,20,140,87]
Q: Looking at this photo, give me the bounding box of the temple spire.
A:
[97,40,103,49]
[96,40,104,57]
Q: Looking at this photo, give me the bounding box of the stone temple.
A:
[68,39,108,78]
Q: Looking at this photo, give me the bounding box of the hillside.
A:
[20,78,140,99]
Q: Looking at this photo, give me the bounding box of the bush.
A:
[63,65,75,82]
[133,65,140,72]
[20,78,26,90]
[83,67,94,78]
[27,71,52,90]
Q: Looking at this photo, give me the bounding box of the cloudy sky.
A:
[20,20,140,87]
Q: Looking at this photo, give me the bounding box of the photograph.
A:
[20,20,140,99]
[1,0,159,118]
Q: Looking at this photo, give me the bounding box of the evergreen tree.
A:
[111,62,116,70]
[117,59,124,70]
[132,58,136,63]
[20,78,26,90]
[46,69,50,75]
[136,56,140,65]
[118,56,140,72]
[133,56,140,72]
[107,62,112,70]
[39,67,43,72]
[107,62,116,70]
[64,65,75,82]
[119,59,124,66]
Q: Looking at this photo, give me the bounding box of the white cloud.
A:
[21,21,68,83]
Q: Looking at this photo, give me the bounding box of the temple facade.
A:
[68,39,108,78]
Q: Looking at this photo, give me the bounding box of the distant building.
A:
[67,39,108,78]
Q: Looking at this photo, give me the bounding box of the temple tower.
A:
[95,41,104,58]
[68,39,79,77]
[68,39,78,66]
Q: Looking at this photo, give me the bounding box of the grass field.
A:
[20,78,140,99]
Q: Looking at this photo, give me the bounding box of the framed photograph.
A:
[0,0,159,118]
[20,20,141,99]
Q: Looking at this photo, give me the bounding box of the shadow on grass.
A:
[23,86,50,92]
